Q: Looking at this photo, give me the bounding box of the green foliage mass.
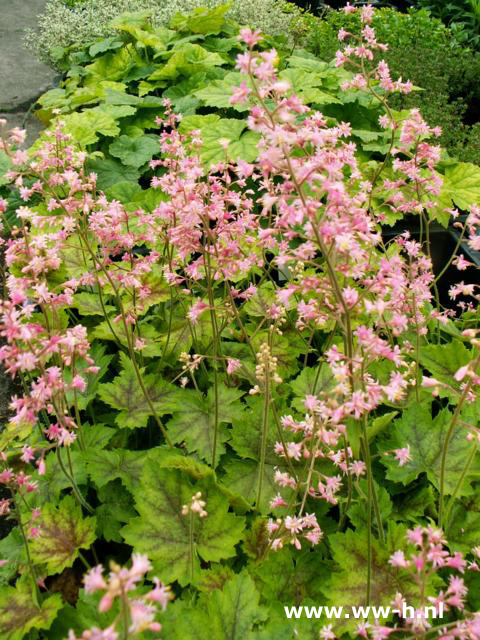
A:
[303,6,480,165]
[1,5,480,640]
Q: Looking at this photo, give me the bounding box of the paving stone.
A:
[0,0,57,112]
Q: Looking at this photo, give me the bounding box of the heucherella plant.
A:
[1,4,480,639]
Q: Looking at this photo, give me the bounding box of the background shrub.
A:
[25,0,303,69]
[304,6,480,164]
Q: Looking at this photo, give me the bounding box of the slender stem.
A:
[256,360,270,509]
[444,443,477,532]
[12,493,41,604]
[438,353,480,528]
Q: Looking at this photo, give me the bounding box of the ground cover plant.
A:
[1,4,480,639]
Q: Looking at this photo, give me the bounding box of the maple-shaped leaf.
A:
[0,529,26,585]
[98,352,181,429]
[83,446,170,491]
[380,402,480,495]
[322,524,422,633]
[92,320,163,357]
[64,342,113,410]
[162,571,267,639]
[167,383,244,464]
[419,340,472,401]
[71,292,115,316]
[250,545,329,606]
[30,495,96,574]
[95,480,137,543]
[290,363,336,413]
[0,576,62,640]
[122,460,245,585]
[120,265,170,315]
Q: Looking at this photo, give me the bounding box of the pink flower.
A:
[239,28,263,47]
[84,565,107,593]
[230,82,251,105]
[393,445,411,467]
[187,300,209,324]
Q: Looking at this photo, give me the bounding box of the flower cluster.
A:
[71,554,171,639]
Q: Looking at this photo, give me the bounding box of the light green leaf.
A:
[98,352,181,429]
[109,134,159,167]
[441,162,480,210]
[60,109,120,145]
[167,383,243,465]
[195,73,251,112]
[148,43,224,82]
[122,462,245,585]
[380,402,480,494]
[91,318,162,357]
[85,157,140,190]
[0,578,62,640]
[170,4,230,35]
[30,496,96,574]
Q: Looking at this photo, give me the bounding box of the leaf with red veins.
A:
[30,496,96,575]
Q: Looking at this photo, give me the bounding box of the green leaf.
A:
[30,496,96,574]
[179,113,221,133]
[380,402,480,494]
[63,342,113,410]
[279,68,341,104]
[95,480,136,543]
[0,578,62,640]
[109,134,159,168]
[91,319,162,357]
[122,462,245,585]
[148,44,224,82]
[60,109,120,145]
[83,447,155,491]
[419,340,472,400]
[323,525,419,632]
[290,363,336,413]
[0,151,13,186]
[71,292,115,317]
[163,571,267,639]
[89,36,124,57]
[441,162,480,210]
[167,383,243,464]
[0,529,26,585]
[98,352,181,429]
[194,72,251,112]
[170,4,230,35]
[85,157,140,190]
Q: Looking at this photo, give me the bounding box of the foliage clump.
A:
[303,6,480,165]
[25,0,303,69]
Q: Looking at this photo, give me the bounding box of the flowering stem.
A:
[56,446,93,513]
[438,353,480,528]
[256,356,270,510]
[12,492,41,604]
[444,442,478,531]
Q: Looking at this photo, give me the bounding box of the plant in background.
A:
[414,0,480,49]
[304,5,480,165]
[1,5,480,639]
[24,0,305,70]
